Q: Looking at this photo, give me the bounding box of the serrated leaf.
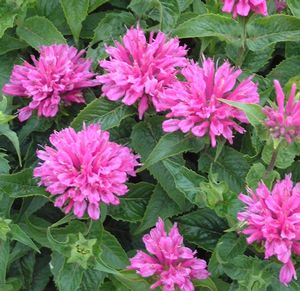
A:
[79,269,106,291]
[219,99,265,127]
[109,182,154,222]
[247,15,300,51]
[60,0,89,44]
[135,184,184,234]
[10,224,40,253]
[175,208,226,251]
[91,11,135,44]
[0,2,20,38]
[139,132,205,171]
[163,159,206,206]
[287,0,300,17]
[0,124,21,165]
[0,169,48,198]
[0,240,9,284]
[174,14,241,45]
[157,0,180,31]
[71,98,136,131]
[113,270,152,291]
[131,116,190,208]
[16,16,66,50]
[0,34,27,56]
[0,153,10,174]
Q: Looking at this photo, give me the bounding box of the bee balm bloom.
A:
[238,175,300,286]
[162,58,259,147]
[34,124,140,220]
[128,218,210,291]
[263,80,300,143]
[97,27,187,119]
[3,45,97,121]
[222,0,267,17]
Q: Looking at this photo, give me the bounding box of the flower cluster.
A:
[3,45,97,121]
[129,218,210,291]
[97,27,187,119]
[34,124,140,220]
[263,80,300,143]
[222,0,268,17]
[161,58,259,147]
[238,175,300,285]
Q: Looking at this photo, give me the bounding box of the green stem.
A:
[263,147,279,180]
[237,17,248,67]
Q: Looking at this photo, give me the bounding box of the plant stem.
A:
[263,148,279,180]
[237,17,248,67]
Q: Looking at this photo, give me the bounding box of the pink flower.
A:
[275,0,287,13]
[238,175,300,285]
[128,218,210,291]
[3,45,97,121]
[97,27,187,119]
[222,0,268,17]
[34,124,140,220]
[161,58,259,147]
[263,80,300,143]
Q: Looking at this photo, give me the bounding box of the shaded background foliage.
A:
[1,0,300,290]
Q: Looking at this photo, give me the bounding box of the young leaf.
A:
[0,240,9,284]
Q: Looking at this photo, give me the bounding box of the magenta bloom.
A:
[263,80,300,143]
[128,218,210,291]
[275,0,287,13]
[238,175,300,286]
[222,0,268,17]
[97,27,187,119]
[34,124,140,220]
[3,45,97,121]
[161,58,259,147]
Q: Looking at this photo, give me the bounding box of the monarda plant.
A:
[0,0,300,290]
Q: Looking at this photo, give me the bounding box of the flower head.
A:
[275,0,287,13]
[128,218,210,291]
[97,27,187,119]
[238,175,300,285]
[263,80,300,143]
[34,123,140,220]
[3,44,97,121]
[161,58,259,147]
[222,0,268,17]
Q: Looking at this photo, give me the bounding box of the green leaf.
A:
[0,169,48,198]
[0,218,11,241]
[0,240,9,284]
[0,124,21,165]
[31,256,51,291]
[287,0,300,17]
[0,34,27,56]
[0,52,18,91]
[98,228,128,270]
[0,2,19,38]
[131,116,190,208]
[91,11,135,44]
[60,0,89,44]
[89,0,109,13]
[174,14,241,45]
[163,159,207,206]
[135,184,184,234]
[113,270,152,291]
[246,15,300,51]
[0,111,15,124]
[219,99,265,127]
[157,0,180,31]
[0,153,10,174]
[194,278,217,291]
[246,162,280,189]
[214,233,247,265]
[16,16,66,50]
[51,253,84,291]
[109,182,154,222]
[139,132,205,171]
[79,269,106,291]
[267,56,300,85]
[10,224,40,253]
[71,98,136,131]
[178,0,193,12]
[175,208,226,251]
